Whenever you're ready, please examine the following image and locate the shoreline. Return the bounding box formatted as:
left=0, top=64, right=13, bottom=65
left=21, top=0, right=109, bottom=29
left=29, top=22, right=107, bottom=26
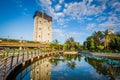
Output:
left=64, top=51, right=77, bottom=54
left=64, top=51, right=120, bottom=59
left=89, top=52, right=120, bottom=60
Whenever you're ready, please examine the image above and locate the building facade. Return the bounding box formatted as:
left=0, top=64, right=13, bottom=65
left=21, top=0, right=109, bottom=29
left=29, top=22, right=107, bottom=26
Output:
left=33, top=10, right=52, bottom=43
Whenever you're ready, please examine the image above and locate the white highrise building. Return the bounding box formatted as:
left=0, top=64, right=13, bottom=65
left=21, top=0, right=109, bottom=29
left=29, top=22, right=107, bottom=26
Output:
left=108, top=29, right=114, bottom=34
left=33, top=10, right=52, bottom=43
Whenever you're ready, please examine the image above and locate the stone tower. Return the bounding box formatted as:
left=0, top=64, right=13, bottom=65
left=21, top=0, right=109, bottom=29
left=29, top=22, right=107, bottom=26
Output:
left=33, top=10, right=52, bottom=43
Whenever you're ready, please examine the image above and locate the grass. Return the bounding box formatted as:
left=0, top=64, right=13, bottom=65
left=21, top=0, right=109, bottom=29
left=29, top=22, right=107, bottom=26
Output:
left=0, top=38, right=40, bottom=43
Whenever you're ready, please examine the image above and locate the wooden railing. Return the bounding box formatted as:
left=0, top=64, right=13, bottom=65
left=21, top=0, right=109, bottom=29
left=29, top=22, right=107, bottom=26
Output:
left=0, top=50, right=62, bottom=80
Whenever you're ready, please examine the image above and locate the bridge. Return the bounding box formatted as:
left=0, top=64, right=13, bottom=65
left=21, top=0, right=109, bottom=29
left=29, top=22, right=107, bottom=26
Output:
left=0, top=49, right=63, bottom=80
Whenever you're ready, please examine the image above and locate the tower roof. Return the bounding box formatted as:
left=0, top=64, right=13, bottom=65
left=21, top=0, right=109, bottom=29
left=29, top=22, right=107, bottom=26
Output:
left=33, top=10, right=52, bottom=22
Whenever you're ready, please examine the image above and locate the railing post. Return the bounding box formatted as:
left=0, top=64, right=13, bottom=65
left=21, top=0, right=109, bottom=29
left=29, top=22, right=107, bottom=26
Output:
left=40, top=50, right=42, bottom=54
left=35, top=51, right=36, bottom=57
left=33, top=51, right=36, bottom=57
left=16, top=53, right=19, bottom=64
left=2, top=52, right=8, bottom=80
left=30, top=51, right=31, bottom=58
left=34, top=51, right=36, bottom=57
left=27, top=51, right=29, bottom=59
left=22, top=52, right=24, bottom=62
left=32, top=51, right=33, bottom=57
left=38, top=51, right=39, bottom=56
left=10, top=52, right=14, bottom=69
left=37, top=51, right=38, bottom=56
left=37, top=50, right=38, bottom=56
left=31, top=51, right=33, bottom=58
left=45, top=47, right=47, bottom=54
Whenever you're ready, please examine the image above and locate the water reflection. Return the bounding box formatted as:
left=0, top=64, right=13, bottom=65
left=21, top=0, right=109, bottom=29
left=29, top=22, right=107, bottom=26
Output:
left=16, top=57, right=52, bottom=80
left=31, top=57, right=51, bottom=80
left=50, top=54, right=81, bottom=70
left=15, top=54, right=120, bottom=80
left=85, top=57, right=120, bottom=80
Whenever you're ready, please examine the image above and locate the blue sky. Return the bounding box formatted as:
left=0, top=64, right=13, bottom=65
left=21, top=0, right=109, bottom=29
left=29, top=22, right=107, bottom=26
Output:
left=0, top=0, right=120, bottom=44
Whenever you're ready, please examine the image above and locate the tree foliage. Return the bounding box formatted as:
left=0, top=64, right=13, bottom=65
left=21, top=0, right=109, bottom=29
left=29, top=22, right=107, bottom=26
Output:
left=83, top=29, right=120, bottom=52
left=50, top=38, right=81, bottom=51
left=97, top=45, right=104, bottom=52
left=64, top=37, right=81, bottom=51
left=50, top=39, right=60, bottom=51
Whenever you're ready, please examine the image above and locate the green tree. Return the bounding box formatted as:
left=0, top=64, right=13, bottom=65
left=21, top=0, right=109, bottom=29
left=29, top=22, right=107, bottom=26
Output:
left=75, top=42, right=81, bottom=51
left=64, top=37, right=75, bottom=51
left=115, top=36, right=120, bottom=51
left=90, top=37, right=95, bottom=51
left=50, top=39, right=59, bottom=51
left=109, top=34, right=120, bottom=52
left=85, top=36, right=95, bottom=51
left=93, top=31, right=103, bottom=47
left=104, top=29, right=115, bottom=50
left=83, top=29, right=120, bottom=52
left=64, top=37, right=81, bottom=51
left=83, top=41, right=88, bottom=50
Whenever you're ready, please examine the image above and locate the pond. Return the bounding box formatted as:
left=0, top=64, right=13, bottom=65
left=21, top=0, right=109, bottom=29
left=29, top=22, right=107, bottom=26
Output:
left=14, top=54, right=120, bottom=80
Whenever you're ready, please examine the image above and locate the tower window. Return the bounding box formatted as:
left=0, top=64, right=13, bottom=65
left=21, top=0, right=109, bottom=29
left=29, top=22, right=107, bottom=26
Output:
left=48, top=33, right=50, bottom=36
left=39, top=28, right=41, bottom=30
left=39, top=35, right=40, bottom=38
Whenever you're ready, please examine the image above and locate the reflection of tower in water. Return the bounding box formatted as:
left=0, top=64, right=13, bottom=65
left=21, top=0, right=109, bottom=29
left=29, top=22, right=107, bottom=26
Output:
left=31, top=57, right=51, bottom=80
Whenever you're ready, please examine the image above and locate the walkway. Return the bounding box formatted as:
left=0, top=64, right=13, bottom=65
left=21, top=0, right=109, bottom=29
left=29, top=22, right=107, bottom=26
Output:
left=0, top=50, right=62, bottom=80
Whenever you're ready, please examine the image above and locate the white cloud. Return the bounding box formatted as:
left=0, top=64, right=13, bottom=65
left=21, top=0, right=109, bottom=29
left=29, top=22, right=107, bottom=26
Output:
left=96, top=16, right=107, bottom=23
left=87, top=15, right=120, bottom=32
left=87, top=0, right=93, bottom=6
left=37, top=0, right=107, bottom=25
left=55, top=4, right=62, bottom=11
left=39, top=0, right=52, bottom=6
left=53, top=29, right=64, bottom=37
left=99, top=13, right=120, bottom=29
left=53, top=29, right=84, bottom=38
left=86, top=17, right=119, bottom=32
left=65, top=3, right=68, bottom=8
left=110, top=0, right=120, bottom=12
left=63, top=1, right=106, bottom=20
left=37, top=0, right=120, bottom=30
left=44, top=4, right=66, bottom=25
left=69, top=32, right=83, bottom=38
left=99, top=18, right=120, bottom=29
left=99, top=22, right=114, bottom=28
left=37, top=0, right=106, bottom=23
left=56, top=18, right=65, bottom=25
left=59, top=0, right=64, bottom=4
left=86, top=23, right=96, bottom=30
left=53, top=29, right=62, bottom=33
left=47, top=7, right=64, bottom=19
